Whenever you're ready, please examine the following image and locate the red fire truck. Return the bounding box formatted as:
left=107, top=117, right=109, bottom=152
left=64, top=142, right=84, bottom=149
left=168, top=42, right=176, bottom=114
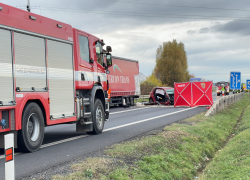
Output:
left=107, top=56, right=140, bottom=107
left=0, top=3, right=113, bottom=152
left=216, top=81, right=229, bottom=96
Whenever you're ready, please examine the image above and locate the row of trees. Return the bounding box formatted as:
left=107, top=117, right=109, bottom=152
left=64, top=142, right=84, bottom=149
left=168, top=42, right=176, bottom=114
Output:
left=141, top=39, right=192, bottom=95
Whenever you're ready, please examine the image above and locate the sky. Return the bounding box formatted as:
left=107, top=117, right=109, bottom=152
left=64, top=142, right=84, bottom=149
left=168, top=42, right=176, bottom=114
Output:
left=1, top=0, right=250, bottom=83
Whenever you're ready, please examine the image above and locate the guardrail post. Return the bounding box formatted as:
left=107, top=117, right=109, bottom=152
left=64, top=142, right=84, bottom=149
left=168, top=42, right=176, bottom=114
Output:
left=221, top=97, right=224, bottom=110
left=5, top=133, right=15, bottom=180
left=218, top=99, right=221, bottom=111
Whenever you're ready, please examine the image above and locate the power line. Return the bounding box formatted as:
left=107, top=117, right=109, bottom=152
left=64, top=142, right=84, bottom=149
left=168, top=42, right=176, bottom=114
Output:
left=98, top=0, right=250, bottom=12
left=36, top=6, right=250, bottom=21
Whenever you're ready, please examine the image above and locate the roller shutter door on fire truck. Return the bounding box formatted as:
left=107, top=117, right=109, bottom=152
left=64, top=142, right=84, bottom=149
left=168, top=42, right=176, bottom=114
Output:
left=14, top=32, right=46, bottom=91
left=0, top=29, right=14, bottom=105
left=47, top=40, right=74, bottom=118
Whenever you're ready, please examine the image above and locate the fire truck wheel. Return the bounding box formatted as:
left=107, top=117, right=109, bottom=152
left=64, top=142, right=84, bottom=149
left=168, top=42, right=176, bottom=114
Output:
left=91, top=99, right=105, bottom=134
left=18, top=102, right=44, bottom=152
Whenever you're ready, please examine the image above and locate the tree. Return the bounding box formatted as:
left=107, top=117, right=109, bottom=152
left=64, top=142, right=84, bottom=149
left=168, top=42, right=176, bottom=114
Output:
left=140, top=74, right=163, bottom=95
left=154, top=39, right=190, bottom=87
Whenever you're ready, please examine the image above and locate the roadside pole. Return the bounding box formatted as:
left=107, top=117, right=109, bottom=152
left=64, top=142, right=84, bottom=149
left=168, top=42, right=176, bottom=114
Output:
left=5, top=133, right=15, bottom=180
left=246, top=80, right=250, bottom=99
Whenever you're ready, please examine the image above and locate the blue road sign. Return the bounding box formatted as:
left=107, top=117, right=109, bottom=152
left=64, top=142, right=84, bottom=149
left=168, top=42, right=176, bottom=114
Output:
left=247, top=80, right=250, bottom=90
left=230, top=72, right=241, bottom=89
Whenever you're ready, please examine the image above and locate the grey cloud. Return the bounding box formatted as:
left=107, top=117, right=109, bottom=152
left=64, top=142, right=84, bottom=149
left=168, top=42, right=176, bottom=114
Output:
left=187, top=19, right=250, bottom=36
left=187, top=27, right=210, bottom=35
left=213, top=20, right=250, bottom=36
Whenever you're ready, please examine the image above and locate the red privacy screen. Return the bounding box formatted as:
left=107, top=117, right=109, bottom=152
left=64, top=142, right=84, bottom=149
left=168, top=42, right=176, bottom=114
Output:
left=174, top=81, right=213, bottom=107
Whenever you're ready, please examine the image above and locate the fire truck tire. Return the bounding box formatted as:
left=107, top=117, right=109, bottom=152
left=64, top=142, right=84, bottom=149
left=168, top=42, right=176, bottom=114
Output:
left=17, top=102, right=44, bottom=152
left=90, top=99, right=105, bottom=134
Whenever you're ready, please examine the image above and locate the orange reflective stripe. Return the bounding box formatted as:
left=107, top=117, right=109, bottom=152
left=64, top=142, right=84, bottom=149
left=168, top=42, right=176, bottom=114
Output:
left=108, top=89, right=111, bottom=99
left=5, top=147, right=13, bottom=162
left=6, top=148, right=12, bottom=156
left=6, top=154, right=13, bottom=162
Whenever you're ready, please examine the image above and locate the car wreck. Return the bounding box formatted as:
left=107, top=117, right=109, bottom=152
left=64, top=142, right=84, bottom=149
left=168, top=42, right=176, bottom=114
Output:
left=149, top=87, right=174, bottom=105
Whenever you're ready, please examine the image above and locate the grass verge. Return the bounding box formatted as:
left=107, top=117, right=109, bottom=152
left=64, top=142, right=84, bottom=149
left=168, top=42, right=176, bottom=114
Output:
left=134, top=98, right=149, bottom=103
left=200, top=101, right=250, bottom=179
left=53, top=94, right=250, bottom=180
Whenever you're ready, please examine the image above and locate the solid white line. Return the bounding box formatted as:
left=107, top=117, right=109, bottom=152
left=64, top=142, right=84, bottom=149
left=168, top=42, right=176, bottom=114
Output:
left=0, top=106, right=197, bottom=159
left=0, top=153, right=20, bottom=160
left=40, top=134, right=89, bottom=149
left=0, top=135, right=90, bottom=160
left=110, top=106, right=153, bottom=115
left=104, top=107, right=197, bottom=132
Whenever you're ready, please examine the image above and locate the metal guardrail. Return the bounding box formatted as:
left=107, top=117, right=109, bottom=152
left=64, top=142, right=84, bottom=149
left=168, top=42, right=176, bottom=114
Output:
left=205, top=93, right=244, bottom=116
left=139, top=95, right=150, bottom=99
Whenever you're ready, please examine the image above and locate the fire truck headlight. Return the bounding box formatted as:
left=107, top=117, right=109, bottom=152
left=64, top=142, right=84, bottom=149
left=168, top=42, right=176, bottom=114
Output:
left=1, top=119, right=6, bottom=129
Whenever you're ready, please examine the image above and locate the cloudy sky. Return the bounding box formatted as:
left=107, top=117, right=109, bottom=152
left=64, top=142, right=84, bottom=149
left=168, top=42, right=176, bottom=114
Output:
left=2, top=0, right=250, bottom=83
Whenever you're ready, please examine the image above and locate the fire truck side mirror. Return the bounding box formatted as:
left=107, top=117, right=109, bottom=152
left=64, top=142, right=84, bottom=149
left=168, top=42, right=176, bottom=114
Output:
left=106, top=54, right=112, bottom=67
left=90, top=58, right=94, bottom=64
left=106, top=46, right=112, bottom=53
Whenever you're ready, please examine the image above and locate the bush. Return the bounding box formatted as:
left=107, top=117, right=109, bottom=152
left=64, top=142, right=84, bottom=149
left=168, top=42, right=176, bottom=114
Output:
left=140, top=74, right=165, bottom=95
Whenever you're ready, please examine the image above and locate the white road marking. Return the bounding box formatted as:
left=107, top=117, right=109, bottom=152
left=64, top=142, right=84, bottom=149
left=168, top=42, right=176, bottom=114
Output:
left=0, top=106, right=198, bottom=159
left=104, top=107, right=197, bottom=132
left=0, top=153, right=20, bottom=159
left=110, top=106, right=153, bottom=115
left=41, top=135, right=89, bottom=148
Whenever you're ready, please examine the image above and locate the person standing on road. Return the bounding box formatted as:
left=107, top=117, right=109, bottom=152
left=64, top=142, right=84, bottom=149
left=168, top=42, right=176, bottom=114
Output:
left=221, top=85, right=225, bottom=96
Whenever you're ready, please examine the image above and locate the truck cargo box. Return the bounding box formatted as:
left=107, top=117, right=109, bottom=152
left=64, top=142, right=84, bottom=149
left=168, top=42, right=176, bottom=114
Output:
left=108, top=56, right=140, bottom=106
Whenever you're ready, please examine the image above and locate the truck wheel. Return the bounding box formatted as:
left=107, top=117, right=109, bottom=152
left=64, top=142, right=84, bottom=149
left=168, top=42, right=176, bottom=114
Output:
left=130, top=97, right=134, bottom=106
left=127, top=97, right=131, bottom=107
left=17, top=102, right=44, bottom=152
left=149, top=98, right=153, bottom=104
left=91, top=99, right=105, bottom=134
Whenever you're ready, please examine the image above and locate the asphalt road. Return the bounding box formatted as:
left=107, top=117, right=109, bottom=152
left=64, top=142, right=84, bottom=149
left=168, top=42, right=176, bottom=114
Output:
left=0, top=93, right=219, bottom=179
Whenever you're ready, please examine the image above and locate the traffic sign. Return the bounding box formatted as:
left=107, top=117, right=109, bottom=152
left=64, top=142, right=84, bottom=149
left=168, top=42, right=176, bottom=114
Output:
left=247, top=80, right=250, bottom=90
left=230, top=72, right=241, bottom=89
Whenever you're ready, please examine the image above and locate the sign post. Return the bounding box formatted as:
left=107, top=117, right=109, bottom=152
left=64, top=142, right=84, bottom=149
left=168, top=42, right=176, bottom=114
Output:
left=5, top=133, right=15, bottom=180
left=247, top=80, right=250, bottom=99
left=230, top=72, right=241, bottom=93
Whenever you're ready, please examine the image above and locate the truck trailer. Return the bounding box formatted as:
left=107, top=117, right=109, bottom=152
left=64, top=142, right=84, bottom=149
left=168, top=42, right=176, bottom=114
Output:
left=108, top=56, right=140, bottom=107
left=0, top=3, right=113, bottom=152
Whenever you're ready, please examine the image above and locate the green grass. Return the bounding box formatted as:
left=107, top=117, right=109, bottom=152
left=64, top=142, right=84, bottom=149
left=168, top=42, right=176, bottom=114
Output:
left=53, top=94, right=250, bottom=180
left=134, top=98, right=149, bottom=103
left=200, top=103, right=250, bottom=180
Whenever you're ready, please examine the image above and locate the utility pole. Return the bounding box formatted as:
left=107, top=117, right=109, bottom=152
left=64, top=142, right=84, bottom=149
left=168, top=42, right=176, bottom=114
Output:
left=27, top=0, right=30, bottom=12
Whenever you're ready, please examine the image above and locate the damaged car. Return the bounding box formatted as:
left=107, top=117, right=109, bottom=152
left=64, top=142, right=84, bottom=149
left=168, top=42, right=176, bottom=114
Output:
left=149, top=87, right=174, bottom=105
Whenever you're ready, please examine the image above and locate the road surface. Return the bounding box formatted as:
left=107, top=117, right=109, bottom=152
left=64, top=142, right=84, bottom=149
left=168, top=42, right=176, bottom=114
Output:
left=0, top=93, right=220, bottom=179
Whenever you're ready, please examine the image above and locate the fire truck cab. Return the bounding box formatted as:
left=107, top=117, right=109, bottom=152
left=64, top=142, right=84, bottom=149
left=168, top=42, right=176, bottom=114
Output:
left=0, top=3, right=112, bottom=152
left=216, top=81, right=229, bottom=96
